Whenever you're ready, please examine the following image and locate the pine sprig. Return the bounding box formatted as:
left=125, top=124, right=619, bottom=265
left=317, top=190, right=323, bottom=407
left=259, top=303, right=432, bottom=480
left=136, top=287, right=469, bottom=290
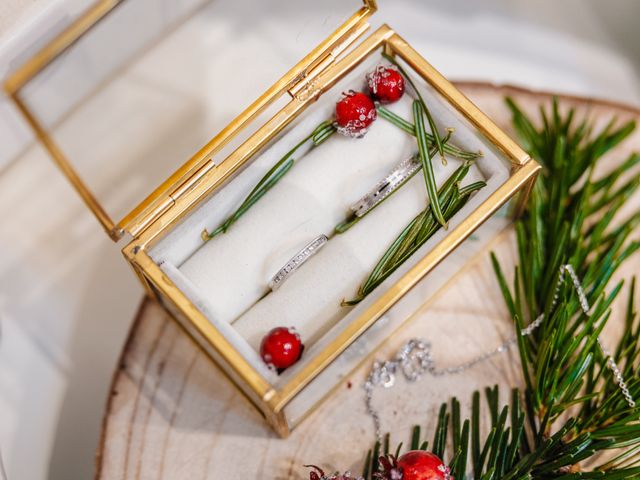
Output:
left=344, top=162, right=485, bottom=305
left=202, top=121, right=336, bottom=240
left=414, top=100, right=447, bottom=226
left=334, top=129, right=454, bottom=235
left=356, top=98, right=640, bottom=479
left=377, top=105, right=482, bottom=161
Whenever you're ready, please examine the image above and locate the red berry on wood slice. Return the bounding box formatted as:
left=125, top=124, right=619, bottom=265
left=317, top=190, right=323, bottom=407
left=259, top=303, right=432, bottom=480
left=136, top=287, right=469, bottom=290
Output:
left=335, top=90, right=377, bottom=138
left=368, top=65, right=405, bottom=104
left=376, top=451, right=452, bottom=480
left=397, top=451, right=452, bottom=480
left=260, top=327, right=303, bottom=370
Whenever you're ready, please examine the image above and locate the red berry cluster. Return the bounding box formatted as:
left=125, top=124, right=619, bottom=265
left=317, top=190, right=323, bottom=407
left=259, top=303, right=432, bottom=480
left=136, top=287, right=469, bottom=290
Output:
left=335, top=65, right=405, bottom=138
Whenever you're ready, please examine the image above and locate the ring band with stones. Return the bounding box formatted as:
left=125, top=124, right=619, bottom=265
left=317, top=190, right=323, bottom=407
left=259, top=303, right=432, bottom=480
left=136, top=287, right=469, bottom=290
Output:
left=350, top=154, right=420, bottom=218
left=269, top=235, right=328, bottom=291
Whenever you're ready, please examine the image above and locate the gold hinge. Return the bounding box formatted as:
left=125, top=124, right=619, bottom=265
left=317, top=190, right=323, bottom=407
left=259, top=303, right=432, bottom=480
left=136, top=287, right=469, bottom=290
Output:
left=169, top=159, right=216, bottom=201
left=128, top=160, right=216, bottom=239
left=288, top=20, right=371, bottom=101
left=288, top=53, right=333, bottom=101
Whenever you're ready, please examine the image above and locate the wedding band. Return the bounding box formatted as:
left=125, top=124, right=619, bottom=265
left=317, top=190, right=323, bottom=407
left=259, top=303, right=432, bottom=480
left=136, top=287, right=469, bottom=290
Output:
left=269, top=235, right=328, bottom=291
left=350, top=154, right=421, bottom=218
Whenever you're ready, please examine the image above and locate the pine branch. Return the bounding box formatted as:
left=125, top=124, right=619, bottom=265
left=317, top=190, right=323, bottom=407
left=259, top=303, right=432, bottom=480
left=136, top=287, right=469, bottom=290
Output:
left=343, top=162, right=485, bottom=305
left=356, top=97, right=640, bottom=479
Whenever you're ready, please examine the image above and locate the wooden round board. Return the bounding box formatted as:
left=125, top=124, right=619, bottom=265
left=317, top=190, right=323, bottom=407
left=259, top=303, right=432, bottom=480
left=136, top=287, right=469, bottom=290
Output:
left=96, top=83, right=640, bottom=479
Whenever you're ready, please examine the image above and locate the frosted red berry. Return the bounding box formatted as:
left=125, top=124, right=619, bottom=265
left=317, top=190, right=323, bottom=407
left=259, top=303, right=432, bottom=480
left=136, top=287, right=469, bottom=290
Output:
left=396, top=451, right=452, bottom=480
left=368, top=65, right=405, bottom=104
left=260, top=327, right=303, bottom=370
left=335, top=90, right=377, bottom=138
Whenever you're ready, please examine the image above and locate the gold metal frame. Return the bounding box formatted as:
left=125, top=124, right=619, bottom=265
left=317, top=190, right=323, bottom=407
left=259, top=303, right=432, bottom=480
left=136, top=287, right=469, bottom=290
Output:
left=5, top=0, right=539, bottom=437
left=122, top=25, right=540, bottom=436
left=4, top=0, right=378, bottom=240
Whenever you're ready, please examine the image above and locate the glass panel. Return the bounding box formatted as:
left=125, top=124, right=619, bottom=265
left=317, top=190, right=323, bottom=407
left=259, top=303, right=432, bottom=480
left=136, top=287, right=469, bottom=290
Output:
left=16, top=0, right=364, bottom=230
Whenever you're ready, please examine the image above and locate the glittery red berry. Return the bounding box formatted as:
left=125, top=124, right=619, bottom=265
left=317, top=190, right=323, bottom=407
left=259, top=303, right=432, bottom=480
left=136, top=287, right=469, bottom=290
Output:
left=260, top=327, right=303, bottom=370
left=375, top=452, right=452, bottom=480
left=335, top=90, right=377, bottom=138
left=396, top=451, right=452, bottom=480
left=368, top=65, right=405, bottom=104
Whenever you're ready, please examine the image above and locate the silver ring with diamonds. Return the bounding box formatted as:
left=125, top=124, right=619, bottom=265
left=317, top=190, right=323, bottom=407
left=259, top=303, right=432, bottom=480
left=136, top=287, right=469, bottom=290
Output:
left=350, top=154, right=421, bottom=218
left=269, top=235, right=328, bottom=291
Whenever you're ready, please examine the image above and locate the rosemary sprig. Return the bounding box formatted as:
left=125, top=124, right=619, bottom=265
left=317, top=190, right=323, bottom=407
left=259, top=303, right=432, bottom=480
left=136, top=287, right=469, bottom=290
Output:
left=344, top=162, right=484, bottom=305
left=414, top=100, right=447, bottom=227
left=334, top=129, right=454, bottom=235
left=377, top=105, right=482, bottom=161
left=336, top=99, right=452, bottom=235
left=202, top=120, right=336, bottom=240
left=382, top=52, right=446, bottom=163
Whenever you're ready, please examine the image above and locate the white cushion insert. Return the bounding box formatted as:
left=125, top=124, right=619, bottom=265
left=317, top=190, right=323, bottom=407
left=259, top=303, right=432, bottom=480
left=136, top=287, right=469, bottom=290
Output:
left=178, top=94, right=418, bottom=324
left=232, top=156, right=485, bottom=351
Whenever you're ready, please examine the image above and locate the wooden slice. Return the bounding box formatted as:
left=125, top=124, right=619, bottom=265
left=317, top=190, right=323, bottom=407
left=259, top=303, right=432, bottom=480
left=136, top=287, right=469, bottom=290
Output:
left=96, top=83, right=640, bottom=479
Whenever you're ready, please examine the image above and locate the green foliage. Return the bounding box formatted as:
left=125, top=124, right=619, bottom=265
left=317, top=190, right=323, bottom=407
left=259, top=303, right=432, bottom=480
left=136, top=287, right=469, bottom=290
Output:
left=344, top=163, right=485, bottom=305
left=377, top=105, right=482, bottom=161
left=203, top=121, right=336, bottom=240
left=361, top=98, right=640, bottom=478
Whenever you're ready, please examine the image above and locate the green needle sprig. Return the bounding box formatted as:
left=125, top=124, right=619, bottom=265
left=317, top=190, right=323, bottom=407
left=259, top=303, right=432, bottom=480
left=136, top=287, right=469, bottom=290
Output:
left=336, top=99, right=454, bottom=236
left=382, top=52, right=447, bottom=163
left=334, top=129, right=454, bottom=235
left=202, top=121, right=336, bottom=241
left=344, top=162, right=484, bottom=305
left=414, top=100, right=447, bottom=227
left=377, top=105, right=482, bottom=161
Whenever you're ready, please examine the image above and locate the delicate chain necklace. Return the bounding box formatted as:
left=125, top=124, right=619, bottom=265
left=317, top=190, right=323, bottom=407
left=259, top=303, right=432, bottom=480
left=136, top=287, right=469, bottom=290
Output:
left=364, top=264, right=636, bottom=443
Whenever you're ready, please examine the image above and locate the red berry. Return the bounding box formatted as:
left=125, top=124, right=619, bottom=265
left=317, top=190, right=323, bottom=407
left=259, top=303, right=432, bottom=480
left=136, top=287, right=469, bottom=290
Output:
left=335, top=90, right=377, bottom=138
left=368, top=65, right=405, bottom=103
left=260, top=327, right=303, bottom=370
left=396, top=451, right=452, bottom=480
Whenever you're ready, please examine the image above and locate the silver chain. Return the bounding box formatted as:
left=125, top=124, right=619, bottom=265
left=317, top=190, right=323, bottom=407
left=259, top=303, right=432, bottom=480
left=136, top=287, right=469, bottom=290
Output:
left=364, top=264, right=636, bottom=443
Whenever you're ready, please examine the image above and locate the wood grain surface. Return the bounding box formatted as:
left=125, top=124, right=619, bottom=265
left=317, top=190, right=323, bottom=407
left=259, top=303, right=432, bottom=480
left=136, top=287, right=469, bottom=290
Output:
left=96, top=84, right=640, bottom=479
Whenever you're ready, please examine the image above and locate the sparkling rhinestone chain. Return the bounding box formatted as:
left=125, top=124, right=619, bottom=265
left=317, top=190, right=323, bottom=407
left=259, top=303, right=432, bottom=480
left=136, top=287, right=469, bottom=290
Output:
left=364, top=264, right=636, bottom=443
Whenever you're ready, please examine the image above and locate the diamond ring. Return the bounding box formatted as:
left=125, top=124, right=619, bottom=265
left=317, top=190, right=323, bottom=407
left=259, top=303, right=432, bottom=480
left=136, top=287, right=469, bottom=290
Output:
left=350, top=154, right=421, bottom=218
left=269, top=235, right=328, bottom=291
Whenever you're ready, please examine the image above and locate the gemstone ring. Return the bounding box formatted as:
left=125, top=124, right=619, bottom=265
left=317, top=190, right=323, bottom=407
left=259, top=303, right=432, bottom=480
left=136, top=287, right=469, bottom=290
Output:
left=350, top=154, right=421, bottom=218
left=269, top=234, right=329, bottom=291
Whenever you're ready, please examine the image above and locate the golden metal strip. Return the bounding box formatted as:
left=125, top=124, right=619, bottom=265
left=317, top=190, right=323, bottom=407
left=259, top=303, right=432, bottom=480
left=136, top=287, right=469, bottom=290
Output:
left=4, top=0, right=123, bottom=95
left=116, top=4, right=375, bottom=238
left=9, top=92, right=119, bottom=239
left=123, top=245, right=274, bottom=399
left=288, top=21, right=371, bottom=99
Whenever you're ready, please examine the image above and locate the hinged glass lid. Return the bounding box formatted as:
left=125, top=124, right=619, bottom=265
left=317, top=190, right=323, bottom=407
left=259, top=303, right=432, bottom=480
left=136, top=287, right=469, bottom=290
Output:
left=5, top=0, right=376, bottom=241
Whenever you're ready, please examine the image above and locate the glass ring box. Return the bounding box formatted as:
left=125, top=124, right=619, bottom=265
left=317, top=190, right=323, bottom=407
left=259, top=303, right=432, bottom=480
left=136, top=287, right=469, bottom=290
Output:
left=6, top=0, right=539, bottom=436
